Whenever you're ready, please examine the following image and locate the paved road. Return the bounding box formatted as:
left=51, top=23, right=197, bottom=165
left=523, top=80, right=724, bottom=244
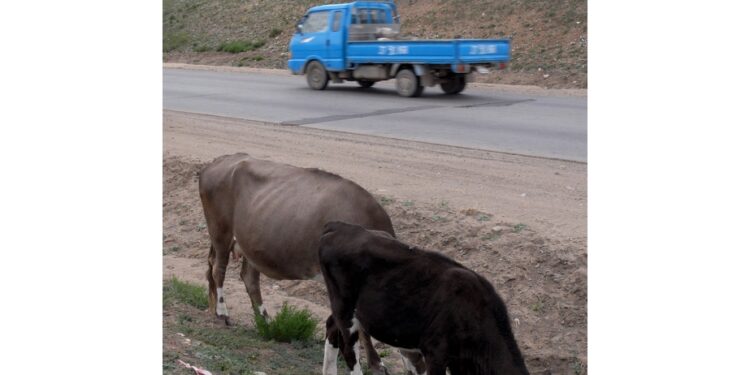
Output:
left=164, top=68, right=587, bottom=161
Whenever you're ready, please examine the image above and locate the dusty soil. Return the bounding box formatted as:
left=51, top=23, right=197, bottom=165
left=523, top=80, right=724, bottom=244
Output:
left=163, top=110, right=587, bottom=374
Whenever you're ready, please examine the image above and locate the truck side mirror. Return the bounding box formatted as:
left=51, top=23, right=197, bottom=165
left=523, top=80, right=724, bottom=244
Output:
left=296, top=24, right=303, bottom=34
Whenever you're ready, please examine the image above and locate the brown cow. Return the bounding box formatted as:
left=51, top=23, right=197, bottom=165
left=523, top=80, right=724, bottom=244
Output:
left=198, top=153, right=394, bottom=375
left=320, top=221, right=529, bottom=375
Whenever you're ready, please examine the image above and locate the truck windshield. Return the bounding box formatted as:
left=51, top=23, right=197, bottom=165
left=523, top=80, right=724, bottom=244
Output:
left=349, top=7, right=400, bottom=41
left=301, top=11, right=329, bottom=33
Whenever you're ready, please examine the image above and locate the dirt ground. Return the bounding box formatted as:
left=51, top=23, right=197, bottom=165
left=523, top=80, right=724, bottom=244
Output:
left=163, top=110, right=587, bottom=374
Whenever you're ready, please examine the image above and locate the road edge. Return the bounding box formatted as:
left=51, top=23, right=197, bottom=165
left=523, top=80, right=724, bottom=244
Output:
left=163, top=63, right=588, bottom=98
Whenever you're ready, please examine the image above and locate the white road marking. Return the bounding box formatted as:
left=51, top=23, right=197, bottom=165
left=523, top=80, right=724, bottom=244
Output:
left=216, top=287, right=228, bottom=316
left=323, top=339, right=338, bottom=375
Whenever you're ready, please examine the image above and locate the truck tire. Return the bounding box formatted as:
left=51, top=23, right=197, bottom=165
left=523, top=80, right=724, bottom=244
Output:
left=357, top=80, right=376, bottom=88
left=440, top=75, right=467, bottom=95
left=395, top=69, right=424, bottom=97
left=306, top=61, right=329, bottom=90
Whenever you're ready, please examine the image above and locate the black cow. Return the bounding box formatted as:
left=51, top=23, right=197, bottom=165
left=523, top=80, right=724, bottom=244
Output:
left=319, top=221, right=529, bottom=375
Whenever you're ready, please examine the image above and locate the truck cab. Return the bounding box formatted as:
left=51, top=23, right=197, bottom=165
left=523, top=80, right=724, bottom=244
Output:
left=289, top=2, right=398, bottom=73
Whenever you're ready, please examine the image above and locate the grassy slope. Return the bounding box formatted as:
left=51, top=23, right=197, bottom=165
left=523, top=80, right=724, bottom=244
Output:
left=163, top=278, right=353, bottom=375
left=163, top=0, right=587, bottom=88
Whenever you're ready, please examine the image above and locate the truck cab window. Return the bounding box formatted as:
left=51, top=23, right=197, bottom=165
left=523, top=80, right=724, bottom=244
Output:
left=370, top=9, right=386, bottom=24
left=332, top=11, right=342, bottom=32
left=358, top=9, right=371, bottom=24
left=301, top=11, right=329, bottom=33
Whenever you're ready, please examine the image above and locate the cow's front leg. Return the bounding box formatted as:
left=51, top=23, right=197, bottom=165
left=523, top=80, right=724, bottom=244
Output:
left=323, top=316, right=340, bottom=375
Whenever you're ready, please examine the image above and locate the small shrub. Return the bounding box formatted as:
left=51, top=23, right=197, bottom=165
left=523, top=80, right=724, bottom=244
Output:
left=431, top=215, right=447, bottom=222
left=254, top=303, right=316, bottom=342
left=269, top=28, right=282, bottom=38
left=513, top=223, right=527, bottom=233
left=218, top=40, right=265, bottom=54
left=193, top=44, right=212, bottom=52
left=163, top=32, right=190, bottom=52
left=481, top=232, right=500, bottom=241
left=163, top=276, right=208, bottom=309
left=378, top=196, right=395, bottom=206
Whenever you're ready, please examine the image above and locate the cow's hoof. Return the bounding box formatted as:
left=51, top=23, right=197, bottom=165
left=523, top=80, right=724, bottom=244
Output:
left=216, top=315, right=231, bottom=326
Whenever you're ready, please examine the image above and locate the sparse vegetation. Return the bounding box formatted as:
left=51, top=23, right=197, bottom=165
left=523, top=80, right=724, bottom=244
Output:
left=217, top=40, right=265, bottom=54
left=254, top=303, right=317, bottom=343
left=269, top=28, right=283, bottom=38
left=193, top=44, right=212, bottom=52
left=513, top=223, right=528, bottom=233
left=165, top=303, right=329, bottom=374
left=163, top=32, right=190, bottom=52
left=164, top=277, right=209, bottom=310
left=432, top=214, right=448, bottom=222
left=481, top=232, right=501, bottom=241
left=531, top=298, right=545, bottom=313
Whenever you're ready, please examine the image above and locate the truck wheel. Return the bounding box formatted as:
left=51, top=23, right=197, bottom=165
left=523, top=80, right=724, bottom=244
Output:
left=440, top=76, right=467, bottom=95
left=357, top=80, right=376, bottom=88
left=306, top=61, right=329, bottom=90
left=395, top=69, right=424, bottom=97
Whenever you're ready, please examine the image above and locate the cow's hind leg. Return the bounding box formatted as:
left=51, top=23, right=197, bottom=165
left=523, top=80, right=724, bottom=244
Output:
left=360, top=330, right=389, bottom=375
left=399, top=349, right=427, bottom=375
left=240, top=256, right=268, bottom=320
left=207, top=234, right=233, bottom=325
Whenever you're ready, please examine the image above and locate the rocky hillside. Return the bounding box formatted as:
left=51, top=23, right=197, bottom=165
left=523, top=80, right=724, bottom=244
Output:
left=163, top=0, right=587, bottom=88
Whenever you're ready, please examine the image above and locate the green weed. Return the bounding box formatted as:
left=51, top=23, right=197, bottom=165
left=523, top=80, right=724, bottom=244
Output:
left=163, top=32, right=190, bottom=52
left=163, top=277, right=208, bottom=310
left=254, top=303, right=317, bottom=343
left=218, top=40, right=265, bottom=53
left=378, top=196, right=395, bottom=206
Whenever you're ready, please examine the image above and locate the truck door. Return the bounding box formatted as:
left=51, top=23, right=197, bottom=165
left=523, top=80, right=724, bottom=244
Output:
left=293, top=10, right=330, bottom=71
left=325, top=10, right=345, bottom=71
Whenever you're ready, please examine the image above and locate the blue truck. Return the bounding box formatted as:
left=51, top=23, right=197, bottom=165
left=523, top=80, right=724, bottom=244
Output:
left=288, top=0, right=511, bottom=97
